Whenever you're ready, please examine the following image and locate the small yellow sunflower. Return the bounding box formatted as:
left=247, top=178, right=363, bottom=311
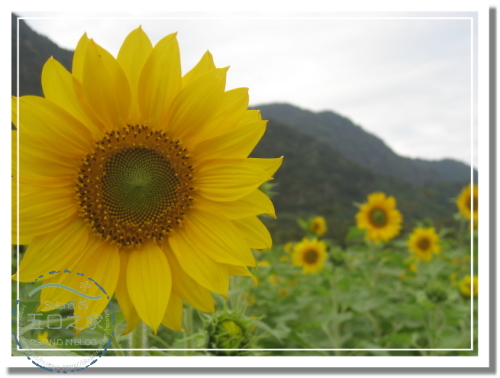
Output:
left=456, top=184, right=478, bottom=228
left=12, top=28, right=282, bottom=334
left=355, top=192, right=403, bottom=243
left=309, top=216, right=327, bottom=236
left=292, top=237, right=328, bottom=274
left=458, top=275, right=478, bottom=298
left=407, top=227, right=441, bottom=262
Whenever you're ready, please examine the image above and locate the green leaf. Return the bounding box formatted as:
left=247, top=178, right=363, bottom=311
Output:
left=351, top=297, right=384, bottom=313
left=327, top=312, right=353, bottom=324
left=346, top=227, right=365, bottom=241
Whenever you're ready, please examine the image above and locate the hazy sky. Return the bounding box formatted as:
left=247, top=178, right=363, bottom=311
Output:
left=16, top=12, right=477, bottom=168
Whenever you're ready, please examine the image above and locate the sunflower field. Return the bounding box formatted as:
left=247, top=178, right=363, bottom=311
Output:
left=12, top=26, right=479, bottom=363
left=12, top=184, right=478, bottom=358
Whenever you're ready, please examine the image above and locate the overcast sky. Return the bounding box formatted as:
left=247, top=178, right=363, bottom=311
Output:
left=17, top=12, right=477, bottom=168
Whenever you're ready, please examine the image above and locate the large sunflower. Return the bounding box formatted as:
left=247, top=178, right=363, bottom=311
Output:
left=355, top=192, right=402, bottom=243
left=407, top=227, right=441, bottom=262
left=291, top=237, right=328, bottom=274
left=12, top=28, right=282, bottom=334
left=456, top=184, right=478, bottom=228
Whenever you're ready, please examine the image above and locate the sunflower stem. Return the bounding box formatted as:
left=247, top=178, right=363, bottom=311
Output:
left=457, top=217, right=466, bottom=250
left=184, top=305, right=194, bottom=356
left=130, top=320, right=147, bottom=356
left=329, top=273, right=342, bottom=356
left=111, top=334, right=125, bottom=357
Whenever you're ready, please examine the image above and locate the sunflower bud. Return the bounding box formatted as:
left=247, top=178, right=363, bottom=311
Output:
left=205, top=308, right=256, bottom=356
left=330, top=248, right=345, bottom=266
left=425, top=280, right=448, bottom=303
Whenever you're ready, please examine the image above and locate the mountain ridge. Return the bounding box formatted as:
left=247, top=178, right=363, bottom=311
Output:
left=254, top=103, right=476, bottom=186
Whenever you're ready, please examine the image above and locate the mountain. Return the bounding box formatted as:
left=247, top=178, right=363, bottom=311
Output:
left=251, top=120, right=466, bottom=243
left=12, top=13, right=73, bottom=97
left=254, top=103, right=476, bottom=186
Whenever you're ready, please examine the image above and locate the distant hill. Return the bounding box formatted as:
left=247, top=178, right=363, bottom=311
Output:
left=12, top=13, right=73, bottom=97
left=255, top=103, right=476, bottom=187
left=251, top=120, right=466, bottom=243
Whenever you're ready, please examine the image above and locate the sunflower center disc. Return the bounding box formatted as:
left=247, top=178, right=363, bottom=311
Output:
left=102, top=148, right=179, bottom=225
left=76, top=125, right=195, bottom=248
left=370, top=208, right=387, bottom=227
left=304, top=250, right=319, bottom=264
left=417, top=237, right=431, bottom=251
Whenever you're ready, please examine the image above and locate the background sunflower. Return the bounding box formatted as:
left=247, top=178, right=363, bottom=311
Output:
left=407, top=227, right=441, bottom=262
left=355, top=192, right=402, bottom=243
left=291, top=237, right=328, bottom=274
left=456, top=184, right=478, bottom=228
left=308, top=216, right=327, bottom=236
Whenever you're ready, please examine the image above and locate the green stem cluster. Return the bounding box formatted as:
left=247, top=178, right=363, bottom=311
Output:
left=130, top=320, right=147, bottom=356
left=184, top=305, right=194, bottom=356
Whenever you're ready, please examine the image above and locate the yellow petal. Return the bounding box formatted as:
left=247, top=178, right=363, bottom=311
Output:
left=237, top=109, right=262, bottom=125
left=127, top=242, right=171, bottom=333
left=18, top=141, right=78, bottom=187
left=115, top=250, right=140, bottom=335
left=164, top=68, right=227, bottom=142
left=180, top=209, right=255, bottom=267
left=117, top=26, right=153, bottom=124
left=12, top=96, right=93, bottom=156
left=167, top=235, right=229, bottom=297
left=41, top=57, right=102, bottom=138
left=37, top=235, right=102, bottom=310
left=248, top=157, right=283, bottom=177
left=194, top=159, right=272, bottom=202
left=182, top=50, right=215, bottom=88
left=36, top=274, right=76, bottom=312
left=187, top=87, right=249, bottom=144
left=227, top=264, right=258, bottom=287
left=19, top=186, right=78, bottom=241
left=72, top=33, right=90, bottom=82
left=82, top=40, right=131, bottom=130
left=13, top=220, right=88, bottom=282
left=163, top=245, right=216, bottom=313
left=161, top=290, right=184, bottom=332
left=233, top=216, right=272, bottom=249
left=137, top=33, right=181, bottom=128
left=11, top=132, right=21, bottom=244
left=192, top=120, right=266, bottom=160
left=226, top=264, right=254, bottom=277
left=195, top=190, right=275, bottom=220
left=72, top=242, right=120, bottom=333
